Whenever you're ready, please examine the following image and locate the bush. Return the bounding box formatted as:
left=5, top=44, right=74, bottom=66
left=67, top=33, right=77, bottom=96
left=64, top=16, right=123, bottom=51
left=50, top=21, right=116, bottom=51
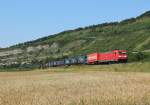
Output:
left=128, top=52, right=147, bottom=62
left=136, top=52, right=146, bottom=60
left=120, top=18, right=136, bottom=25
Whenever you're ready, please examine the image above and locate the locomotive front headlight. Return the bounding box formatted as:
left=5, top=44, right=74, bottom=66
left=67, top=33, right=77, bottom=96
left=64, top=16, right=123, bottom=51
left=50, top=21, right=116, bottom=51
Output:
left=122, top=55, right=125, bottom=57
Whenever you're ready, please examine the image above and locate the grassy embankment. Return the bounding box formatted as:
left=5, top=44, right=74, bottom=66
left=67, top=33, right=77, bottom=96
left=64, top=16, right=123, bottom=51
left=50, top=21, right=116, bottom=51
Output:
left=0, top=61, right=150, bottom=72
left=44, top=62, right=150, bottom=73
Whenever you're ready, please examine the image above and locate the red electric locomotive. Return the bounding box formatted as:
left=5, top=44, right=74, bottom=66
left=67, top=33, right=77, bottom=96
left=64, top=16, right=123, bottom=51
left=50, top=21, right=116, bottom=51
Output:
left=87, top=50, right=128, bottom=64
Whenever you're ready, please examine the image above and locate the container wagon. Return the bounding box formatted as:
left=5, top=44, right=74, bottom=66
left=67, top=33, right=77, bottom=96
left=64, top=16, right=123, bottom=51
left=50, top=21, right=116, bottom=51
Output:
left=64, top=55, right=87, bottom=65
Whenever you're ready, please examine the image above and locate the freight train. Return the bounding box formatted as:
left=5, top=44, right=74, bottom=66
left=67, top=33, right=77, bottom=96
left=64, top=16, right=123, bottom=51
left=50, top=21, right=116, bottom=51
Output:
left=45, top=50, right=128, bottom=67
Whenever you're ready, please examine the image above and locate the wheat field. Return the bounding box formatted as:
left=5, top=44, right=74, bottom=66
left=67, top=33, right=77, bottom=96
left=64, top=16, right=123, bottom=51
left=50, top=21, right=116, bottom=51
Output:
left=0, top=66, right=150, bottom=105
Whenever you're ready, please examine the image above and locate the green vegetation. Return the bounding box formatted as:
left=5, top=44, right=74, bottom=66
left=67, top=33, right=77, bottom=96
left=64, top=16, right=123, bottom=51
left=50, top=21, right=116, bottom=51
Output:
left=43, top=62, right=150, bottom=73
left=0, top=11, right=150, bottom=69
left=0, top=61, right=150, bottom=73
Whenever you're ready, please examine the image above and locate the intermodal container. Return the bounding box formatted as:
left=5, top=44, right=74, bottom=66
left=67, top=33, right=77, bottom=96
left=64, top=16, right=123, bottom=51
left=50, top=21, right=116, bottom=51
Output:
left=77, top=55, right=87, bottom=64
left=64, top=59, right=71, bottom=65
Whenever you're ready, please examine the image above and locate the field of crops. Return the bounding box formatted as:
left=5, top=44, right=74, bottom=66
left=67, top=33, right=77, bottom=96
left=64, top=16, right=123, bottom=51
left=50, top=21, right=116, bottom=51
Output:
left=0, top=62, right=150, bottom=105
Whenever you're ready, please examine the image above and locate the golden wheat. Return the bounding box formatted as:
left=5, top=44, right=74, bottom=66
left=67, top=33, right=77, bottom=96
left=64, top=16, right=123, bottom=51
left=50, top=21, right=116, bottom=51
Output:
left=0, top=68, right=150, bottom=105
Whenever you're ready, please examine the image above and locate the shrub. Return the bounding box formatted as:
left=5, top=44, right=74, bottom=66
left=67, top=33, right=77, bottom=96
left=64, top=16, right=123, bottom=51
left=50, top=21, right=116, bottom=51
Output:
left=128, top=52, right=147, bottom=62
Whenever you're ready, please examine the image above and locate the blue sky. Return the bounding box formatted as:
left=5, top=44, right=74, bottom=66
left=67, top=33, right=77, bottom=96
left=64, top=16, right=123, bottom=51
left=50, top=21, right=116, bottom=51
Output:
left=0, top=0, right=150, bottom=47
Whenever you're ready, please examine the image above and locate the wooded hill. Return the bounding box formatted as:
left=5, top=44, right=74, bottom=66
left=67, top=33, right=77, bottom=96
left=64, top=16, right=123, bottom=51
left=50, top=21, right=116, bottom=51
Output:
left=0, top=11, right=150, bottom=69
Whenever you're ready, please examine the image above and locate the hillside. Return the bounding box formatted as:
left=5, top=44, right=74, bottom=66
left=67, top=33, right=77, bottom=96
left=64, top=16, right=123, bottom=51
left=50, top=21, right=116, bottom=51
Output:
left=0, top=11, right=150, bottom=68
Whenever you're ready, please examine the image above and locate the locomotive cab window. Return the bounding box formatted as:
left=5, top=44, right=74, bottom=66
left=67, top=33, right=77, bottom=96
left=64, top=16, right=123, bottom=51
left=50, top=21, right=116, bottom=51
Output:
left=119, top=51, right=126, bottom=54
